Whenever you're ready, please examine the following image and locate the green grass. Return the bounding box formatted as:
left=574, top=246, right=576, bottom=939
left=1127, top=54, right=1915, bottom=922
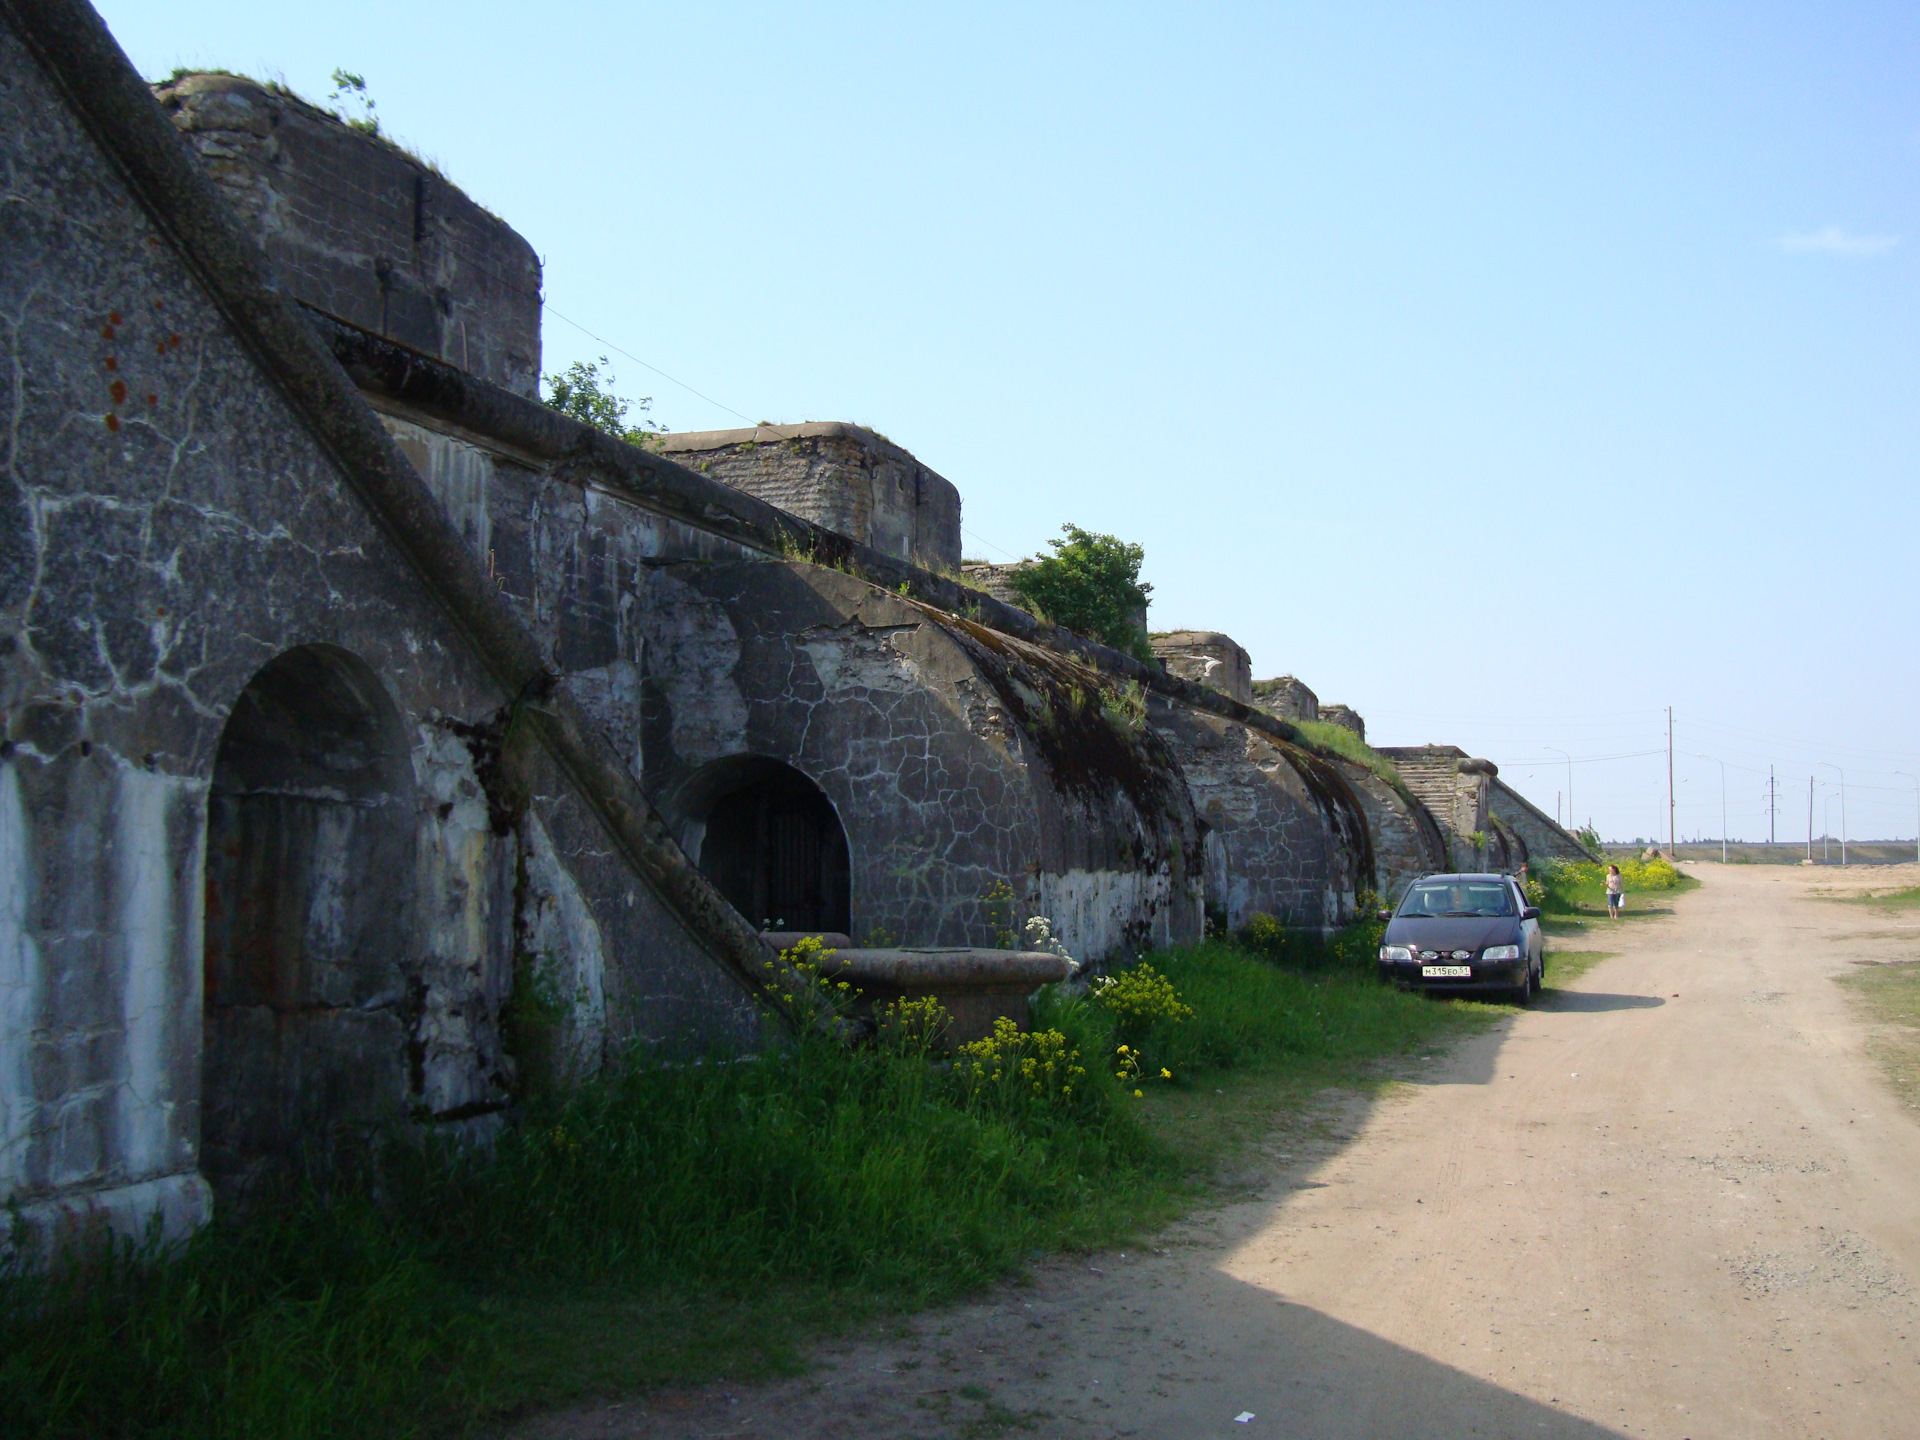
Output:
left=1, top=930, right=1486, bottom=1440
left=1837, top=886, right=1920, bottom=911
left=1287, top=718, right=1403, bottom=783
left=1835, top=962, right=1920, bottom=1113
left=1542, top=949, right=1618, bottom=990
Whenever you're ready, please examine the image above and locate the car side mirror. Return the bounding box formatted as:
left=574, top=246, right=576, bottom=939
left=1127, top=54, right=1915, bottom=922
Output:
left=1376, top=909, right=1392, bottom=922
left=1521, top=907, right=1541, bottom=921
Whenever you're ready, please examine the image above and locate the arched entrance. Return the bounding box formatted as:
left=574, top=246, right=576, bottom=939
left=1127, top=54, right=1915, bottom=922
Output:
left=200, top=645, right=414, bottom=1187
left=668, top=757, right=851, bottom=935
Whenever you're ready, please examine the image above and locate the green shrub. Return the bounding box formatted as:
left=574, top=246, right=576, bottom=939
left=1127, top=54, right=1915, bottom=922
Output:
left=1004, top=525, right=1154, bottom=662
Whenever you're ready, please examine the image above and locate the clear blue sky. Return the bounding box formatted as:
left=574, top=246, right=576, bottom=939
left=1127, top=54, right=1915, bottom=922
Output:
left=98, top=1, right=1920, bottom=845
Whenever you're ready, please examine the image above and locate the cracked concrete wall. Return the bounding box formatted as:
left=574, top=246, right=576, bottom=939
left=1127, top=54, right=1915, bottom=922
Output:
left=0, top=26, right=750, bottom=1249
left=1147, top=697, right=1368, bottom=933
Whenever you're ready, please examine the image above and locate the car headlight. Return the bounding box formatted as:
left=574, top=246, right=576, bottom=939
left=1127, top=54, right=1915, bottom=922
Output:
left=1380, top=945, right=1413, bottom=962
left=1481, top=944, right=1520, bottom=961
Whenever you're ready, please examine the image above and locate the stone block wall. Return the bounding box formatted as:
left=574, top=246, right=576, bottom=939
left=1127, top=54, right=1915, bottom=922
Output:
left=1151, top=631, right=1252, bottom=705
left=152, top=73, right=543, bottom=396
left=0, top=0, right=1465, bottom=1256
left=656, top=424, right=963, bottom=572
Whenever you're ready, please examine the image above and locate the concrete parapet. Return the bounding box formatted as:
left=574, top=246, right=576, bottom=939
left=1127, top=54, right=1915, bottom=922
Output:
left=152, top=72, right=543, bottom=396
left=657, top=423, right=962, bottom=571
left=1152, top=631, right=1252, bottom=705
left=1250, top=675, right=1319, bottom=722
left=1319, top=704, right=1366, bottom=740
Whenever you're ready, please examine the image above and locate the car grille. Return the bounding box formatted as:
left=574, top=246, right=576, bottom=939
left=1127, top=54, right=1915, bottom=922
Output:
left=1418, top=950, right=1475, bottom=961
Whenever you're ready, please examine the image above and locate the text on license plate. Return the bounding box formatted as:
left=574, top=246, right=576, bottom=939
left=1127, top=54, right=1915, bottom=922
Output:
left=1422, top=964, right=1473, bottom=978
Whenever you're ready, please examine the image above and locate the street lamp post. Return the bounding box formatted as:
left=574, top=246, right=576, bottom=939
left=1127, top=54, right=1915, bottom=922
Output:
left=1819, top=762, right=1847, bottom=867
left=1717, top=759, right=1727, bottom=864
left=1546, top=747, right=1572, bottom=840
left=1825, top=795, right=1834, bottom=862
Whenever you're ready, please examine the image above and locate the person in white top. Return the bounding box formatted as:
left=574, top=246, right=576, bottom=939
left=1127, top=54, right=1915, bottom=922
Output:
left=1605, top=864, right=1624, bottom=918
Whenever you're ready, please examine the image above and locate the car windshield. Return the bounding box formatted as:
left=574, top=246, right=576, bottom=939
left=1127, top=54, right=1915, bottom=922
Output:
left=1401, top=881, right=1514, bottom=918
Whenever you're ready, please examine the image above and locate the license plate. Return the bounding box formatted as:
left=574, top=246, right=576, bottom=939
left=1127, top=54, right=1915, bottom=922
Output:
left=1422, top=964, right=1472, bottom=978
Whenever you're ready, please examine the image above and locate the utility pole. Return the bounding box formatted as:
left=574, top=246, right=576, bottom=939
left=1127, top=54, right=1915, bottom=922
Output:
left=1667, top=707, right=1676, bottom=856
left=1807, top=776, right=1814, bottom=862
left=1768, top=766, right=1777, bottom=847
left=1718, top=759, right=1727, bottom=865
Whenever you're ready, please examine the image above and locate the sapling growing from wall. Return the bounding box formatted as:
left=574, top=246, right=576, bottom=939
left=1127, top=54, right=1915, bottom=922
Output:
left=1007, top=524, right=1154, bottom=662
left=542, top=356, right=667, bottom=443
left=327, top=69, right=379, bottom=135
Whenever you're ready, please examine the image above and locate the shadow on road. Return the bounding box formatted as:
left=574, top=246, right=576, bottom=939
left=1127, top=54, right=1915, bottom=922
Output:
left=1540, top=991, right=1666, bottom=1013
left=531, top=1233, right=1636, bottom=1440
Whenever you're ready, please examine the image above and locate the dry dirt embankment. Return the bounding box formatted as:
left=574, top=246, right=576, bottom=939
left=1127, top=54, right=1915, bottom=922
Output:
left=516, top=865, right=1920, bottom=1440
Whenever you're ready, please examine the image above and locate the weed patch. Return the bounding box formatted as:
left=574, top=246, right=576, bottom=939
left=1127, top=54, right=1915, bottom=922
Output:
left=1837, top=961, right=1920, bottom=1113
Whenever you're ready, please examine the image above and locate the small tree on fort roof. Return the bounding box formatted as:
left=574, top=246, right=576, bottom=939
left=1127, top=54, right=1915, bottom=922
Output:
left=542, top=357, right=666, bottom=444
left=1007, top=524, right=1154, bottom=662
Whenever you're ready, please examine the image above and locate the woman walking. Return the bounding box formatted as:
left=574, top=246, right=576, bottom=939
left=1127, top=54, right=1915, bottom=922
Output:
left=1606, top=864, right=1624, bottom=918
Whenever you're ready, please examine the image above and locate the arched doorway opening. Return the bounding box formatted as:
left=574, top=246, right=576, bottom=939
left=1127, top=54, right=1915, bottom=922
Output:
left=668, top=757, right=851, bottom=935
left=200, top=645, right=414, bottom=1187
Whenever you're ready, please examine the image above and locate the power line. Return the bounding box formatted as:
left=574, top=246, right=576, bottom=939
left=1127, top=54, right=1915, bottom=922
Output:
left=541, top=303, right=764, bottom=429
left=1488, top=747, right=1667, bottom=767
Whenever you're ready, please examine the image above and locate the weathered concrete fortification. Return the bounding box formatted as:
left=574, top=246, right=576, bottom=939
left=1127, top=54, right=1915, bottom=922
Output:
left=657, top=424, right=963, bottom=572
left=0, top=4, right=1421, bottom=1252
left=1250, top=675, right=1318, bottom=723
left=1374, top=746, right=1595, bottom=872
left=152, top=71, right=543, bottom=397
left=1319, top=704, right=1366, bottom=740
left=0, top=2, right=1587, bottom=1253
left=1152, top=632, right=1252, bottom=705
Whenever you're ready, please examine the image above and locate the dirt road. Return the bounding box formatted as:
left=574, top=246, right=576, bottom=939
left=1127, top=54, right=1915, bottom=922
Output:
left=519, top=865, right=1920, bottom=1440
